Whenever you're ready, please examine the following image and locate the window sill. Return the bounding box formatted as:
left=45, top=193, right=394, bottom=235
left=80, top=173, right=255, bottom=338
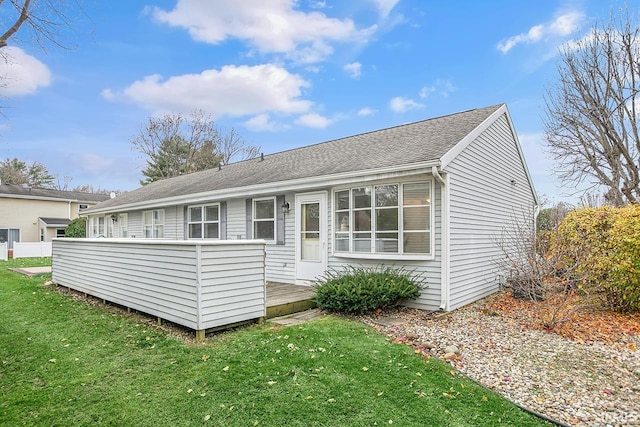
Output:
left=332, top=252, right=434, bottom=261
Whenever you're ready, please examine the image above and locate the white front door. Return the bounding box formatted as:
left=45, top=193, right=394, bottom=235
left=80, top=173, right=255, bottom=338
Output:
left=295, top=192, right=327, bottom=283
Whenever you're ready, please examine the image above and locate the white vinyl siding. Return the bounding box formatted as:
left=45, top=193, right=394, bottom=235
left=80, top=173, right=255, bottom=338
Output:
left=52, top=239, right=266, bottom=331
left=226, top=199, right=247, bottom=239
left=446, top=113, right=537, bottom=310
left=143, top=209, right=164, bottom=238
left=265, top=192, right=296, bottom=284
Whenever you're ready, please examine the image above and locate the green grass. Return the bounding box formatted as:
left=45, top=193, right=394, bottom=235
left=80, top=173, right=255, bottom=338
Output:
left=0, top=258, right=549, bottom=426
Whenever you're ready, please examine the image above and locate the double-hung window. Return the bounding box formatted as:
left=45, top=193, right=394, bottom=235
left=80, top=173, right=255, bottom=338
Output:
left=188, top=204, right=219, bottom=239
left=253, top=198, right=275, bottom=240
left=90, top=216, right=105, bottom=237
left=333, top=182, right=431, bottom=256
left=143, top=209, right=164, bottom=238
left=118, top=214, right=128, bottom=237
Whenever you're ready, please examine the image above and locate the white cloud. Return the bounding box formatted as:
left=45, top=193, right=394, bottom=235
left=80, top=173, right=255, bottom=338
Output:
left=343, top=61, right=362, bottom=78
left=419, top=85, right=434, bottom=99
left=357, top=107, right=376, bottom=116
left=389, top=96, right=422, bottom=113
left=152, top=0, right=376, bottom=64
left=420, top=80, right=456, bottom=98
left=103, top=64, right=312, bottom=117
left=295, top=112, right=332, bottom=128
left=244, top=113, right=278, bottom=131
left=497, top=11, right=584, bottom=54
left=371, top=0, right=400, bottom=19
left=0, top=47, right=51, bottom=97
left=309, top=1, right=328, bottom=9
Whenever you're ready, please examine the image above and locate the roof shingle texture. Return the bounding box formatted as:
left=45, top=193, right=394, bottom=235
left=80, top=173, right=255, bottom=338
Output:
left=92, top=104, right=502, bottom=210
left=0, top=184, right=111, bottom=203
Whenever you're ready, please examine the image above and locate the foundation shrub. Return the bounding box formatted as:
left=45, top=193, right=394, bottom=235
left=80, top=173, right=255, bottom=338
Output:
left=313, top=266, right=425, bottom=314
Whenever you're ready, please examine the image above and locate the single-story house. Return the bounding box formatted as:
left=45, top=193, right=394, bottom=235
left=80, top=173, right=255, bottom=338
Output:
left=0, top=184, right=110, bottom=248
left=83, top=104, right=538, bottom=311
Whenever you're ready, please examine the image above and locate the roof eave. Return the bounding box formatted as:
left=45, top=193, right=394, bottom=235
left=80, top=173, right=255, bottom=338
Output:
left=84, top=160, right=441, bottom=215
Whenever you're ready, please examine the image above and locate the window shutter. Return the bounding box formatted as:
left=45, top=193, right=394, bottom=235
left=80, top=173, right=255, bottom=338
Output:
left=245, top=198, right=253, bottom=239
left=220, top=202, right=227, bottom=240
left=276, top=195, right=285, bottom=245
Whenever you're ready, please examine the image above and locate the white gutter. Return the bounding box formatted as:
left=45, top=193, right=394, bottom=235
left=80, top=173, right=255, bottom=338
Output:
left=86, top=161, right=440, bottom=215
left=432, top=166, right=450, bottom=311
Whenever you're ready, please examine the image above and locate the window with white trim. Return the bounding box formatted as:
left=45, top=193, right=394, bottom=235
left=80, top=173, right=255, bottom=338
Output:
left=188, top=204, right=219, bottom=239
left=333, top=182, right=431, bottom=256
left=90, top=216, right=105, bottom=237
left=118, top=213, right=128, bottom=237
left=0, top=228, right=19, bottom=249
left=253, top=198, right=275, bottom=240
left=143, top=209, right=164, bottom=238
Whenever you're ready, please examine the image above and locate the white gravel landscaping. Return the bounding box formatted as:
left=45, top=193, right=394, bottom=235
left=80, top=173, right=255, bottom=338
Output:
left=360, top=302, right=640, bottom=427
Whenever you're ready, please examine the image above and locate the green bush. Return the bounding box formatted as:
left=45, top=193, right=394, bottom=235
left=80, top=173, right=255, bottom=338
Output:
left=65, top=217, right=87, bottom=238
left=313, top=266, right=425, bottom=314
left=553, top=205, right=640, bottom=312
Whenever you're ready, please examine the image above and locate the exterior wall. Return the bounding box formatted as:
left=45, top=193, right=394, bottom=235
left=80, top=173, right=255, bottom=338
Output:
left=265, top=191, right=296, bottom=284
left=52, top=239, right=266, bottom=331
left=327, top=176, right=443, bottom=311
left=0, top=198, right=77, bottom=243
left=90, top=178, right=443, bottom=311
left=226, top=198, right=246, bottom=239
left=446, top=113, right=537, bottom=310
left=128, top=211, right=143, bottom=238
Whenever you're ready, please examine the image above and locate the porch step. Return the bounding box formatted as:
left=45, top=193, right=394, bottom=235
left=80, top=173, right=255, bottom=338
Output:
left=266, top=282, right=316, bottom=319
left=269, top=308, right=325, bottom=326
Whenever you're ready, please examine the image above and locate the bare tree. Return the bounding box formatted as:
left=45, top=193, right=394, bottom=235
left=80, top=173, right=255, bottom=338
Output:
left=543, top=7, right=640, bottom=206
left=218, top=127, right=260, bottom=165
left=0, top=0, right=86, bottom=51
left=131, top=110, right=256, bottom=184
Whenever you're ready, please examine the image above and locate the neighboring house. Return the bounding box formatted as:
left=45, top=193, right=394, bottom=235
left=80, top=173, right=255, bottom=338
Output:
left=83, top=104, right=538, bottom=311
left=0, top=184, right=110, bottom=248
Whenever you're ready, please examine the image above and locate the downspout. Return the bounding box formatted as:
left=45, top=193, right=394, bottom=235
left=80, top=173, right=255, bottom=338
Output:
left=432, top=166, right=450, bottom=311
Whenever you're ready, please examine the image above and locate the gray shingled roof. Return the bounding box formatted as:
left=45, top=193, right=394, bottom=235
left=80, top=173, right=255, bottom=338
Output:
left=90, top=104, right=502, bottom=211
left=39, top=217, right=71, bottom=226
left=0, top=184, right=111, bottom=203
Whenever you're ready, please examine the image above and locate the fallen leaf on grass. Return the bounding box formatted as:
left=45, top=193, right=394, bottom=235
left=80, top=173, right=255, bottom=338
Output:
left=222, top=366, right=229, bottom=372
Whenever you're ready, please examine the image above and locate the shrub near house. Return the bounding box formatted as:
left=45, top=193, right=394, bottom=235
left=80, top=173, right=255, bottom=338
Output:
left=64, top=217, right=87, bottom=238
left=554, top=205, right=640, bottom=312
left=314, top=266, right=424, bottom=314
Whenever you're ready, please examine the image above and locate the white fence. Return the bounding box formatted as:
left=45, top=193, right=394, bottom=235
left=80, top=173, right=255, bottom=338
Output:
left=13, top=242, right=52, bottom=258
left=0, top=242, right=7, bottom=261
left=52, top=238, right=266, bottom=337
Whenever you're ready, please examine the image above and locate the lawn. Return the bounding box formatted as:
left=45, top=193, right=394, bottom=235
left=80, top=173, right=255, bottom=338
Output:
left=0, top=258, right=549, bottom=426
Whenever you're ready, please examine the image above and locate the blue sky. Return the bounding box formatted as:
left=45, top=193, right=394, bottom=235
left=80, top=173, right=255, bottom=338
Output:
left=0, top=0, right=622, bottom=203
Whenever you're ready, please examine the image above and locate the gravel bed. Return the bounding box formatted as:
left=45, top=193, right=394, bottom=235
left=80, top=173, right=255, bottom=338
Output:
left=359, top=304, right=640, bottom=427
